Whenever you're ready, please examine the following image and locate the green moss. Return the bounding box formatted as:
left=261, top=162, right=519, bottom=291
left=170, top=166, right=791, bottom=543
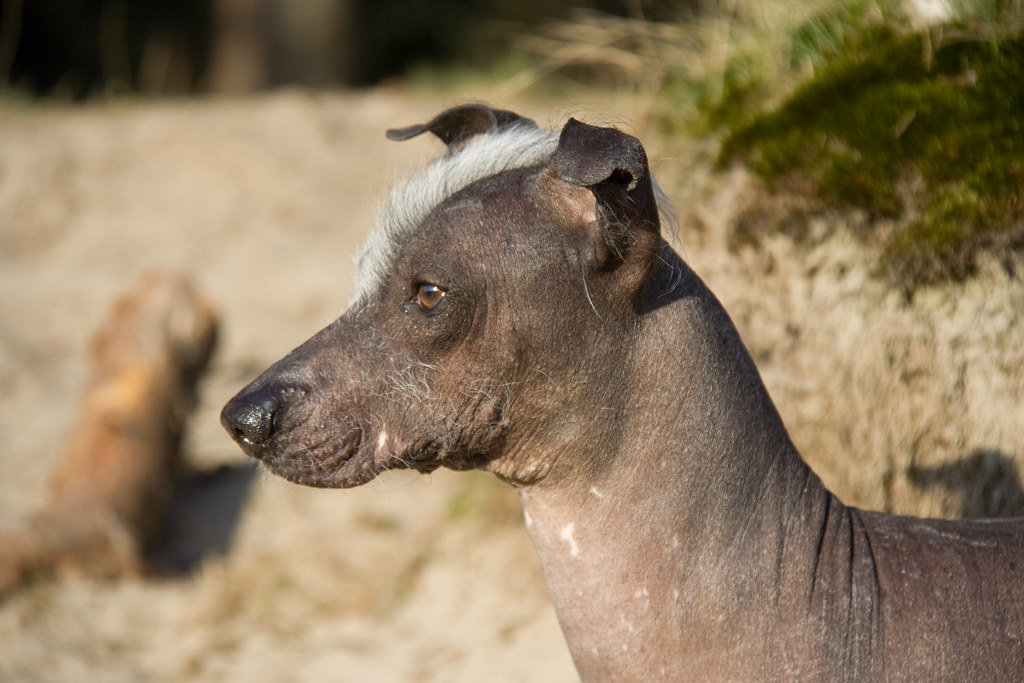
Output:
left=719, top=28, right=1024, bottom=289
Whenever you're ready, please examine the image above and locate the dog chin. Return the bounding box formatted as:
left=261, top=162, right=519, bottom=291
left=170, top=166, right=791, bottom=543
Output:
left=262, top=433, right=449, bottom=488
left=265, top=453, right=385, bottom=489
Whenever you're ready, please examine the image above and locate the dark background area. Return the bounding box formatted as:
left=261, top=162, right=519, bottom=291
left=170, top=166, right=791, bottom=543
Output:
left=0, top=0, right=691, bottom=98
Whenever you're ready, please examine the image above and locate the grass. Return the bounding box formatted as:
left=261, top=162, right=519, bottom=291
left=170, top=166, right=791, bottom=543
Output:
left=718, top=26, right=1024, bottom=289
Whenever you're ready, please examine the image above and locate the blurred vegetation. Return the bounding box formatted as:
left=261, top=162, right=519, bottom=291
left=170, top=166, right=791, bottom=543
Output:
left=0, top=0, right=679, bottom=96
left=511, top=1, right=1023, bottom=291
left=0, top=0, right=213, bottom=97
left=716, top=8, right=1024, bottom=290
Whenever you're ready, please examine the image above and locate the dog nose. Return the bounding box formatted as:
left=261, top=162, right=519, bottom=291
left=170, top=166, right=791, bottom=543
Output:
left=221, top=388, right=280, bottom=450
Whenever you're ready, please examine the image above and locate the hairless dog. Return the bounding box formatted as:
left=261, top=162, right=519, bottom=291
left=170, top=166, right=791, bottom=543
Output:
left=222, top=105, right=1024, bottom=680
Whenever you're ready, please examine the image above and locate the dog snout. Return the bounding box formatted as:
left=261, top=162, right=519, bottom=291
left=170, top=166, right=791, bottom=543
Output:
left=221, top=384, right=295, bottom=453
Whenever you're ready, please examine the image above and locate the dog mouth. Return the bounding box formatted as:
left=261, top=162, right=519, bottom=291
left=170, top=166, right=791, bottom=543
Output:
left=252, top=420, right=376, bottom=488
left=253, top=420, right=451, bottom=488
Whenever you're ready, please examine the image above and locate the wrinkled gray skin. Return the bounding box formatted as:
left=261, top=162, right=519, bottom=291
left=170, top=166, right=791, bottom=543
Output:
left=223, top=105, right=1024, bottom=681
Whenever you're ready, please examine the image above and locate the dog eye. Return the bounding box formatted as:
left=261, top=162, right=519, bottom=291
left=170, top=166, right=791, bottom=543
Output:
left=416, top=283, right=445, bottom=310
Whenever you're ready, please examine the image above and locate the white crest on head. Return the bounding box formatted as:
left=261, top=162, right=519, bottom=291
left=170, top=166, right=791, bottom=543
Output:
left=351, top=123, right=559, bottom=304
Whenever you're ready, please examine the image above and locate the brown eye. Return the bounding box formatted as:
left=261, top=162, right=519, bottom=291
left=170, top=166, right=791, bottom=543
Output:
left=416, top=283, right=445, bottom=309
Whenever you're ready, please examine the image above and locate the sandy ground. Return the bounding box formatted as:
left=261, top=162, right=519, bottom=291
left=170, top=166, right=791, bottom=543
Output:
left=0, top=88, right=1021, bottom=682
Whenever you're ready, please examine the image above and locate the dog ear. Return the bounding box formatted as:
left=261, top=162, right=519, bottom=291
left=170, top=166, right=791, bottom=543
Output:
left=386, top=104, right=537, bottom=152
left=553, top=118, right=660, bottom=275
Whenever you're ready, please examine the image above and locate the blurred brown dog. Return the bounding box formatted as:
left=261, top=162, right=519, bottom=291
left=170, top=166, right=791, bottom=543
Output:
left=0, top=273, right=216, bottom=596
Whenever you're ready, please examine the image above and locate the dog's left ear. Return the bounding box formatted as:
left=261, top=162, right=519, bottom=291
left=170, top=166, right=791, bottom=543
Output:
left=387, top=104, right=536, bottom=152
left=553, top=118, right=660, bottom=278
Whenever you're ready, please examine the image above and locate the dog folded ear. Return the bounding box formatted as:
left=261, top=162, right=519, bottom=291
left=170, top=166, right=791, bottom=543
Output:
left=555, top=118, right=658, bottom=227
left=553, top=118, right=660, bottom=278
left=386, top=104, right=537, bottom=152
